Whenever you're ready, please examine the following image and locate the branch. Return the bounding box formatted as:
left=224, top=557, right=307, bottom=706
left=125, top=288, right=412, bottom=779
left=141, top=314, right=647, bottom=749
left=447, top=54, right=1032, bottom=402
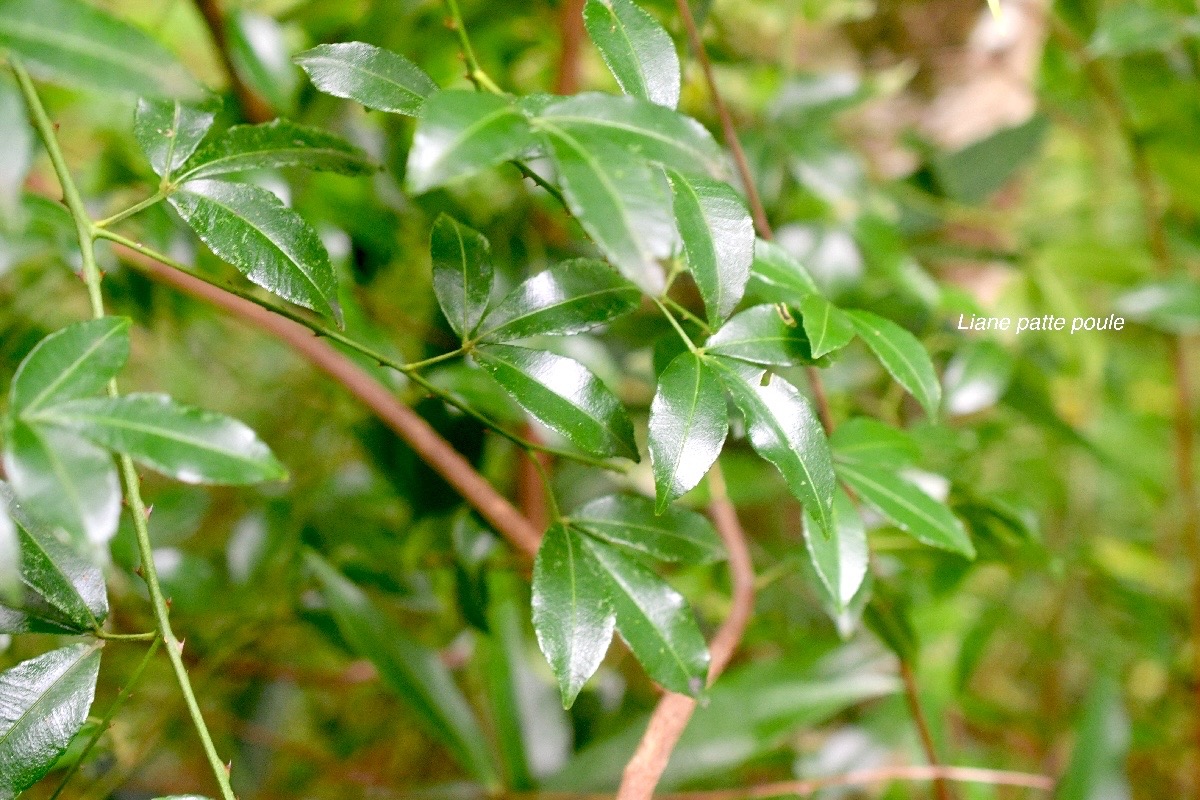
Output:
left=554, top=0, right=587, bottom=94
left=192, top=0, right=274, bottom=123
left=111, top=245, right=542, bottom=558
left=616, top=463, right=755, bottom=800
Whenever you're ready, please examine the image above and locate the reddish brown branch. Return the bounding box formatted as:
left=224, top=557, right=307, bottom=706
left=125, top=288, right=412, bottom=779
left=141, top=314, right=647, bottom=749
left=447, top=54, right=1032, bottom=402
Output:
left=554, top=0, right=587, bottom=94
left=900, top=661, right=952, bottom=800
left=192, top=0, right=274, bottom=123
left=113, top=246, right=541, bottom=557
left=616, top=464, right=755, bottom=800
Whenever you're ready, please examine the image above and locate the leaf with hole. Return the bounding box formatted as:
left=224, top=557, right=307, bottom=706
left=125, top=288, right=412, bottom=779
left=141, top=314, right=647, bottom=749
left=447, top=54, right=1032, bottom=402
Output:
left=540, top=123, right=677, bottom=294
left=846, top=309, right=941, bottom=418
left=709, top=357, right=835, bottom=536
left=9, top=318, right=129, bottom=416
left=477, top=259, right=640, bottom=342
left=474, top=344, right=637, bottom=460
left=430, top=215, right=494, bottom=341
left=32, top=393, right=287, bottom=486
left=406, top=91, right=536, bottom=194
left=799, top=293, right=855, bottom=359
left=306, top=553, right=499, bottom=785
left=134, top=99, right=215, bottom=180
left=803, top=486, right=867, bottom=610
left=177, top=119, right=375, bottom=181
left=583, top=0, right=680, bottom=108
left=295, top=42, right=437, bottom=116
left=0, top=643, right=102, bottom=799
left=837, top=461, right=974, bottom=557
left=0, top=0, right=201, bottom=98
left=648, top=352, right=728, bottom=511
left=0, top=483, right=107, bottom=635
left=667, top=170, right=753, bottom=327
left=570, top=494, right=724, bottom=564
left=169, top=179, right=341, bottom=322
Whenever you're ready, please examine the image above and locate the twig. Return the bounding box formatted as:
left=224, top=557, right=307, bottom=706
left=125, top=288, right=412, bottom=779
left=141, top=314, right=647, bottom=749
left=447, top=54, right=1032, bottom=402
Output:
left=110, top=244, right=542, bottom=557
left=192, top=0, right=274, bottom=122
left=554, top=0, right=587, bottom=94
left=616, top=463, right=755, bottom=800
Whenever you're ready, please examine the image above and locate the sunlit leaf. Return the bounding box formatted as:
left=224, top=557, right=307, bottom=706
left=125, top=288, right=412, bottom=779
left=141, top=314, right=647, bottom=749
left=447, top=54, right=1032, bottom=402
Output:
left=406, top=91, right=536, bottom=193
left=705, top=305, right=821, bottom=366
left=177, top=119, right=375, bottom=181
left=570, top=494, right=724, bottom=563
left=803, top=486, right=867, bottom=610
left=295, top=42, right=437, bottom=116
left=583, top=0, right=680, bottom=108
left=648, top=351, right=727, bottom=511
left=135, top=99, right=216, bottom=181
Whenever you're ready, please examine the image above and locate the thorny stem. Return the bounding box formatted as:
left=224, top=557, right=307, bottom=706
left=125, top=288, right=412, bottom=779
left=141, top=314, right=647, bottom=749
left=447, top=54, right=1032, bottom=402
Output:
left=13, top=59, right=239, bottom=800
left=669, top=2, right=952, bottom=796
left=48, top=640, right=162, bottom=800
left=91, top=228, right=623, bottom=474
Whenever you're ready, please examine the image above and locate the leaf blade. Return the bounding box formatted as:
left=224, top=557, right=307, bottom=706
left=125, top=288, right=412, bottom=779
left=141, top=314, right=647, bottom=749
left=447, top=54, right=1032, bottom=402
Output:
left=295, top=42, right=437, bottom=116
left=799, top=293, right=855, bottom=359
left=9, top=317, right=130, bottom=415
left=571, top=494, right=724, bottom=564
left=648, top=352, right=728, bottom=510
left=430, top=214, right=494, bottom=340
left=177, top=119, right=375, bottom=181
left=837, top=462, right=975, bottom=557
left=134, top=99, right=215, bottom=180
left=705, top=304, right=820, bottom=366
left=583, top=0, right=680, bottom=108
left=802, top=486, right=867, bottom=610
left=846, top=310, right=941, bottom=418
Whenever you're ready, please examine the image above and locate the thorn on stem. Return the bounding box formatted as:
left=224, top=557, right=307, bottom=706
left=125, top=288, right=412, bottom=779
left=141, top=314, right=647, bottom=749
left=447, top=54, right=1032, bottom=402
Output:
left=144, top=504, right=154, bottom=519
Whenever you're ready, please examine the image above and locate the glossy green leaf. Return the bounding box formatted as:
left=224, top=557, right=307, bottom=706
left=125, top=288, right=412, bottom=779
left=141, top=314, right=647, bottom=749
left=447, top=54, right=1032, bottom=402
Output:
left=539, top=123, right=677, bottom=294
left=648, top=352, right=728, bottom=511
left=847, top=309, right=941, bottom=418
left=943, top=339, right=1014, bottom=416
left=295, top=42, right=437, bottom=116
left=705, top=304, right=819, bottom=366
left=802, top=486, right=867, bottom=610
left=0, top=0, right=200, bottom=98
left=583, top=532, right=708, bottom=696
left=1115, top=277, right=1200, bottom=333
left=746, top=238, right=819, bottom=303
left=837, top=461, right=974, bottom=557
left=477, top=259, right=640, bottom=342
left=169, top=179, right=341, bottom=321
left=474, top=344, right=637, bottom=459
left=134, top=99, right=216, bottom=181
left=667, top=170, right=753, bottom=327
left=583, top=0, right=680, bottom=108
left=9, top=317, right=129, bottom=415
left=177, top=119, right=375, bottom=181
left=709, top=357, right=835, bottom=535
left=0, top=483, right=107, bottom=635
left=406, top=91, right=536, bottom=194
left=0, top=643, right=101, bottom=800
left=32, top=393, right=287, bottom=485
left=829, top=417, right=918, bottom=468
left=535, top=94, right=722, bottom=175
left=306, top=553, right=499, bottom=786
left=532, top=522, right=614, bottom=708
left=571, top=494, right=723, bottom=564
left=799, top=293, right=855, bottom=359
left=430, top=214, right=493, bottom=341
left=3, top=421, right=120, bottom=548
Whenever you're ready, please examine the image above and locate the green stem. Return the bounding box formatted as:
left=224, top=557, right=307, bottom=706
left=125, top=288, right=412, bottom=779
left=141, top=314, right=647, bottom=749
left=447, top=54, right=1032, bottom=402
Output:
left=654, top=297, right=698, bottom=353
left=48, top=640, right=161, bottom=800
left=662, top=296, right=711, bottom=334
left=443, top=0, right=504, bottom=94
left=529, top=452, right=562, bottom=521
left=94, top=189, right=168, bottom=229
left=94, top=630, right=159, bottom=642
left=92, top=228, right=625, bottom=474
left=13, top=58, right=238, bottom=800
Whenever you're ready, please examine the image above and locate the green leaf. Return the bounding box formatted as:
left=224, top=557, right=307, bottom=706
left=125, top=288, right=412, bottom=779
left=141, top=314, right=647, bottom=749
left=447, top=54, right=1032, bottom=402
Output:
left=3, top=421, right=120, bottom=548
left=9, top=318, right=129, bottom=416
left=931, top=115, right=1049, bottom=204
left=477, top=259, right=640, bottom=342
left=705, top=304, right=819, bottom=366
left=1115, top=277, right=1200, bottom=333
left=570, top=494, right=724, bottom=564
left=532, top=522, right=614, bottom=708
left=0, top=483, right=107, bottom=635
left=799, top=293, right=855, bottom=359
left=430, top=214, right=493, bottom=341
left=474, top=344, right=637, bottom=460
left=295, top=42, right=437, bottom=116
left=0, top=75, right=34, bottom=222
left=837, top=461, right=974, bottom=557
left=802, top=486, right=867, bottom=610
left=942, top=339, right=1013, bottom=416
left=746, top=238, right=819, bottom=304
left=0, top=643, right=102, bottom=800
left=306, top=553, right=500, bottom=786
left=406, top=91, right=536, bottom=194
left=134, top=99, right=216, bottom=181
left=648, top=352, right=728, bottom=511
left=225, top=10, right=297, bottom=114
left=176, top=119, right=375, bottom=182
left=0, top=0, right=201, bottom=98
left=829, top=417, right=918, bottom=468
left=539, top=123, right=677, bottom=294
left=846, top=309, right=941, bottom=418
left=582, top=532, right=708, bottom=696
left=1089, top=1, right=1183, bottom=56
left=666, top=170, right=753, bottom=327
left=0, top=507, right=16, bottom=607
left=535, top=94, right=722, bottom=175
left=708, top=357, right=835, bottom=535
left=169, top=179, right=341, bottom=321
left=32, top=393, right=287, bottom=486
left=583, top=0, right=680, bottom=108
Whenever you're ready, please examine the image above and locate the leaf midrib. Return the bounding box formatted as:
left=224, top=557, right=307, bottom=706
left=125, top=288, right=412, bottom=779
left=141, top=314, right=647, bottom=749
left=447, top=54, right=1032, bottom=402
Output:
left=0, top=644, right=97, bottom=748
left=16, top=322, right=125, bottom=415
left=0, top=15, right=177, bottom=87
